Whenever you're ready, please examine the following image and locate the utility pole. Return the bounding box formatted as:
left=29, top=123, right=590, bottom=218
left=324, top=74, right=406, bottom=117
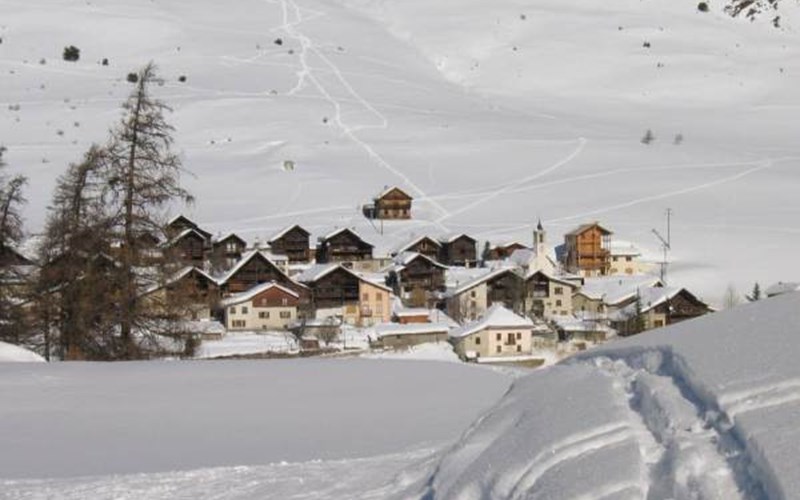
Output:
left=652, top=208, right=672, bottom=284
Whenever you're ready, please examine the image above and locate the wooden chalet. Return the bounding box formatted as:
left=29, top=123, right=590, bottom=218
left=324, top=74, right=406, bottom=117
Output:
left=439, top=234, right=478, bottom=267
left=564, top=222, right=613, bottom=276
left=613, top=287, right=712, bottom=335
left=392, top=235, right=442, bottom=261
left=389, top=253, right=447, bottom=308
left=315, top=228, right=373, bottom=264
left=142, top=266, right=220, bottom=322
left=375, top=186, right=412, bottom=220
left=217, top=250, right=310, bottom=307
left=0, top=245, right=34, bottom=267
left=165, top=215, right=212, bottom=241
left=268, top=225, right=310, bottom=263
left=164, top=228, right=208, bottom=266
left=212, top=233, right=247, bottom=268
left=487, top=242, right=530, bottom=261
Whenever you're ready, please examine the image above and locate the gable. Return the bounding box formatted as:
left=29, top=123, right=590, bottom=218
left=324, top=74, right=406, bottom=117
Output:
left=379, top=187, right=412, bottom=202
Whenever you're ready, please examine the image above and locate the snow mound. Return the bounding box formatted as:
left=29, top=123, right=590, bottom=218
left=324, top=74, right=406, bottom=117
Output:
left=0, top=341, right=45, bottom=363
left=363, top=342, right=460, bottom=362
left=409, top=292, right=800, bottom=499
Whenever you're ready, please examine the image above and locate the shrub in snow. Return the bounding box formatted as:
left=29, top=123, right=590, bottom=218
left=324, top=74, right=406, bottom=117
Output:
left=178, top=75, right=187, bottom=82
left=126, top=72, right=138, bottom=83
left=63, top=45, right=80, bottom=62
left=641, top=129, right=655, bottom=145
left=102, top=58, right=109, bottom=66
left=698, top=2, right=710, bottom=12
left=274, top=38, right=283, bottom=46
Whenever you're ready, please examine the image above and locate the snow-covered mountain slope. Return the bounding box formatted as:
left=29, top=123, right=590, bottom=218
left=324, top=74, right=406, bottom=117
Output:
left=2, top=0, right=800, bottom=301
left=407, top=292, right=800, bottom=499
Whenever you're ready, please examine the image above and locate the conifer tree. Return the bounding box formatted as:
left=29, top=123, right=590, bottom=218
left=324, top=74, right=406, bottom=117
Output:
left=0, top=147, right=28, bottom=344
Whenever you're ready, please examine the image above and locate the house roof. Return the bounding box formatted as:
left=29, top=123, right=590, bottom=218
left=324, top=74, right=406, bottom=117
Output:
left=215, top=250, right=305, bottom=288
left=608, top=240, right=641, bottom=257
left=526, top=269, right=580, bottom=288
left=375, top=322, right=450, bottom=338
left=140, top=266, right=216, bottom=296
left=438, top=232, right=477, bottom=244
left=162, top=228, right=209, bottom=248
left=448, top=266, right=518, bottom=296
left=565, top=222, right=613, bottom=237
left=765, top=281, right=800, bottom=297
left=576, top=275, right=663, bottom=305
left=450, top=304, right=534, bottom=339
left=213, top=233, right=247, bottom=246
left=295, top=263, right=392, bottom=292
left=167, top=214, right=212, bottom=239
left=390, top=234, right=442, bottom=256
left=268, top=224, right=310, bottom=243
left=610, top=286, right=707, bottom=320
left=220, top=281, right=299, bottom=307
left=375, top=186, right=413, bottom=201
left=321, top=227, right=374, bottom=247
left=390, top=251, right=448, bottom=271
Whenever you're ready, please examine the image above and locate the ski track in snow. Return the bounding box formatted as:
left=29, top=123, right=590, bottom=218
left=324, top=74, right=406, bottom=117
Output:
left=579, top=350, right=770, bottom=500
left=271, top=0, right=452, bottom=232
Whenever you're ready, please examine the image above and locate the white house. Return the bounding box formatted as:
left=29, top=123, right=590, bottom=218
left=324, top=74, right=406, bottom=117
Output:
left=221, top=281, right=300, bottom=331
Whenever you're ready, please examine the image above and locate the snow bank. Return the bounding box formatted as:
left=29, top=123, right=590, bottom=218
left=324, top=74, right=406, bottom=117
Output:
left=363, top=342, right=460, bottom=362
left=0, top=358, right=509, bottom=480
left=0, top=341, right=45, bottom=363
left=410, top=293, right=800, bottom=499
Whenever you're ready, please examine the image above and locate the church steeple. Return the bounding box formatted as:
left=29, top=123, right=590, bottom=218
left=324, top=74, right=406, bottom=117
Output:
left=534, top=219, right=546, bottom=256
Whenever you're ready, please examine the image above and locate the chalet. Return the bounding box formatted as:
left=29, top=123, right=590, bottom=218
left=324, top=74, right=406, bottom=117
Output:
left=315, top=228, right=373, bottom=264
left=221, top=282, right=300, bottom=331
left=608, top=240, right=649, bottom=276
left=552, top=315, right=614, bottom=343
left=216, top=250, right=310, bottom=309
left=140, top=266, right=219, bottom=323
left=295, top=264, right=392, bottom=327
left=525, top=270, right=579, bottom=319
left=486, top=241, right=529, bottom=261
left=564, top=222, right=613, bottom=276
left=391, top=235, right=442, bottom=261
left=385, top=252, right=447, bottom=308
left=165, top=214, right=212, bottom=241
left=392, top=308, right=431, bottom=324
left=573, top=275, right=663, bottom=318
left=611, top=286, right=712, bottom=335
left=439, top=233, right=478, bottom=267
left=374, top=323, right=450, bottom=349
left=268, top=225, right=311, bottom=263
left=449, top=304, right=535, bottom=360
left=163, top=228, right=209, bottom=266
left=211, top=233, right=247, bottom=270
left=364, top=186, right=413, bottom=220
left=446, top=267, right=524, bottom=322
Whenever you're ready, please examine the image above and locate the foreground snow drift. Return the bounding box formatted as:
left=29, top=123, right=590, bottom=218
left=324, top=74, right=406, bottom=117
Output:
left=0, top=358, right=509, bottom=480
left=411, top=292, right=800, bottom=499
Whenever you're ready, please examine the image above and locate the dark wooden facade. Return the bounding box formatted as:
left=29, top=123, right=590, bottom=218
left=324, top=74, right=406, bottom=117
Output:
left=655, top=289, right=712, bottom=325
left=167, top=229, right=208, bottom=266
left=316, top=228, right=373, bottom=264
left=564, top=223, right=612, bottom=275
left=395, top=236, right=441, bottom=261
left=269, top=225, right=310, bottom=263
left=374, top=187, right=412, bottom=220
left=439, top=234, right=477, bottom=267
left=166, top=215, right=212, bottom=241
left=302, top=266, right=360, bottom=310
left=487, top=242, right=529, bottom=261
left=212, top=233, right=247, bottom=267
left=0, top=246, right=33, bottom=267
left=485, top=269, right=526, bottom=313
left=396, top=254, right=447, bottom=308
left=220, top=252, right=309, bottom=305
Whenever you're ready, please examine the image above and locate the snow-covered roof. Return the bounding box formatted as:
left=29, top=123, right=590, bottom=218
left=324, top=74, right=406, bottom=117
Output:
left=393, top=308, right=429, bottom=317
left=213, top=232, right=247, bottom=246
left=375, top=322, right=450, bottom=338
left=162, top=227, right=208, bottom=248
left=576, top=275, right=663, bottom=305
left=141, top=266, right=216, bottom=296
left=294, top=263, right=341, bottom=283
left=526, top=269, right=580, bottom=288
left=375, top=185, right=412, bottom=200
left=268, top=224, right=309, bottom=243
left=552, top=314, right=615, bottom=334
left=565, top=222, right=613, bottom=236
left=321, top=227, right=374, bottom=247
left=608, top=240, right=641, bottom=257
left=215, top=250, right=302, bottom=288
left=449, top=266, right=518, bottom=296
left=390, top=234, right=441, bottom=256
left=438, top=232, right=476, bottom=244
left=220, top=281, right=299, bottom=307
left=450, top=304, right=534, bottom=339
left=610, top=286, right=707, bottom=320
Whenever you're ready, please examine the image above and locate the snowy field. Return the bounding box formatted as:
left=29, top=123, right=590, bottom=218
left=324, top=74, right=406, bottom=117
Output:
left=0, top=358, right=510, bottom=498
left=2, top=0, right=800, bottom=303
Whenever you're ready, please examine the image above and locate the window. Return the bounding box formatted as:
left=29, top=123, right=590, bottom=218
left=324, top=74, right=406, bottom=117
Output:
left=654, top=320, right=664, bottom=328
left=516, top=345, right=521, bottom=352
left=626, top=256, right=632, bottom=262
left=230, top=307, right=236, bottom=314
left=554, top=287, right=563, bottom=295
left=496, top=345, right=501, bottom=353
left=496, top=333, right=502, bottom=341
left=470, top=290, right=476, bottom=298
left=282, top=298, right=288, bottom=306
left=362, top=293, right=369, bottom=302
left=280, top=311, right=291, bottom=319
left=232, top=320, right=246, bottom=328
left=259, top=311, right=270, bottom=319
left=475, top=337, right=481, bottom=345
left=516, top=332, right=521, bottom=340
left=242, top=306, right=249, bottom=314
left=227, top=242, right=237, bottom=253
left=556, top=299, right=562, bottom=307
